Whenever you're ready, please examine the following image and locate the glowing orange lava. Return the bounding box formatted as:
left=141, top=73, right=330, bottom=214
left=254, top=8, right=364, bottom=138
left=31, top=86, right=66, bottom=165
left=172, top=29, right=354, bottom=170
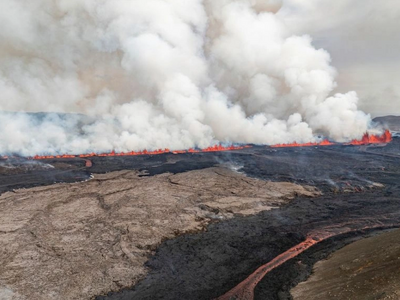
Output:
left=0, top=131, right=392, bottom=160
left=217, top=220, right=398, bottom=300
left=27, top=145, right=247, bottom=160
left=271, top=140, right=334, bottom=148
left=271, top=130, right=392, bottom=148
left=348, top=130, right=392, bottom=145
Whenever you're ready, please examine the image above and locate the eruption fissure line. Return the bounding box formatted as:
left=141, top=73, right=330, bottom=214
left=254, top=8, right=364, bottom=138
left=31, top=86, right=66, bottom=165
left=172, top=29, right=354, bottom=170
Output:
left=1, top=145, right=250, bottom=161
left=271, top=130, right=392, bottom=148
left=217, top=222, right=399, bottom=300
left=0, top=131, right=392, bottom=161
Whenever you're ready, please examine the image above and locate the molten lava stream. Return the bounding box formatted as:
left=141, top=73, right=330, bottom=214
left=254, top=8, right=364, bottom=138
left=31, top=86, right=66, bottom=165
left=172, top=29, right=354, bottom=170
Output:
left=24, top=145, right=247, bottom=161
left=216, top=221, right=399, bottom=300
left=271, top=140, right=333, bottom=148
left=0, top=131, right=392, bottom=160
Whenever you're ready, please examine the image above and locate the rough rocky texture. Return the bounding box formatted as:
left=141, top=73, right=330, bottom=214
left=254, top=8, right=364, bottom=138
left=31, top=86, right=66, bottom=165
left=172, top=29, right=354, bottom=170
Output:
left=291, top=229, right=400, bottom=300
left=1, top=136, right=399, bottom=300
left=0, top=167, right=318, bottom=300
left=97, top=138, right=400, bottom=300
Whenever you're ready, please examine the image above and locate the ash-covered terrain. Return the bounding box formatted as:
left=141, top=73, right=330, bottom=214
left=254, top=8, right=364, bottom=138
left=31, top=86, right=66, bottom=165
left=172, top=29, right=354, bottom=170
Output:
left=0, top=120, right=400, bottom=300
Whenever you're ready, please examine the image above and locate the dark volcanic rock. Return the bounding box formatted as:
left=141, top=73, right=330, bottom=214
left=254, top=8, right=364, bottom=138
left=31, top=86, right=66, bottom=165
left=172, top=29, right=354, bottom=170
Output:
left=0, top=157, right=90, bottom=194
left=88, top=153, right=217, bottom=176
left=97, top=138, right=400, bottom=300
left=98, top=191, right=400, bottom=300
left=1, top=135, right=400, bottom=300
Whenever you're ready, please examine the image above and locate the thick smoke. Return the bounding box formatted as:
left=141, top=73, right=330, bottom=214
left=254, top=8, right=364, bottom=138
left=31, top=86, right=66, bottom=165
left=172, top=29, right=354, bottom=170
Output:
left=280, top=0, right=400, bottom=117
left=0, top=0, right=371, bottom=156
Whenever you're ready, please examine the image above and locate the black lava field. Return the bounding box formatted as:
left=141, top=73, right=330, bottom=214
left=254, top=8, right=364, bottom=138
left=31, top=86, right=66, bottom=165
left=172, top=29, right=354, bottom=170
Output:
left=2, top=137, right=400, bottom=300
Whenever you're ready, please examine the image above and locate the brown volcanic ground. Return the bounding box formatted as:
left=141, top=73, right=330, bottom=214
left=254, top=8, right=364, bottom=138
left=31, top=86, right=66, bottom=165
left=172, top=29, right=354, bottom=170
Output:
left=291, top=228, right=400, bottom=300
left=0, top=166, right=317, bottom=300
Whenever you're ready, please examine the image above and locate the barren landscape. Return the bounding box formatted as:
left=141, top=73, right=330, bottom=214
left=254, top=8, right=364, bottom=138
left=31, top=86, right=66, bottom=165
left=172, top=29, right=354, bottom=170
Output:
left=2, top=1, right=400, bottom=299
left=0, top=163, right=317, bottom=300
left=1, top=121, right=399, bottom=300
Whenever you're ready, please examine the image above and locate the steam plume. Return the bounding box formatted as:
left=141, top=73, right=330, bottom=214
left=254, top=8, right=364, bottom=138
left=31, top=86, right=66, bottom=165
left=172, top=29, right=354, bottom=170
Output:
left=0, top=0, right=371, bottom=156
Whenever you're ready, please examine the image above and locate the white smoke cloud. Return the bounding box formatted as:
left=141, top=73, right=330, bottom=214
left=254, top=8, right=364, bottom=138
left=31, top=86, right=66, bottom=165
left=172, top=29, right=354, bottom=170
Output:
left=0, top=0, right=372, bottom=155
left=280, top=0, right=400, bottom=117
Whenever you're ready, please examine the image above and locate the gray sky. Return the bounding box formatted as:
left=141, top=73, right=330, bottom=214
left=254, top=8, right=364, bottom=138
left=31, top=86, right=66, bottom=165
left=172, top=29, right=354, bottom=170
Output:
left=279, top=0, right=400, bottom=117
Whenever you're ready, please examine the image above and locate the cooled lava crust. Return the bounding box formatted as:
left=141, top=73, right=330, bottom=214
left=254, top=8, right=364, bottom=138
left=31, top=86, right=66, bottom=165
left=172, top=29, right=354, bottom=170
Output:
left=97, top=138, right=400, bottom=300
left=2, top=137, right=400, bottom=300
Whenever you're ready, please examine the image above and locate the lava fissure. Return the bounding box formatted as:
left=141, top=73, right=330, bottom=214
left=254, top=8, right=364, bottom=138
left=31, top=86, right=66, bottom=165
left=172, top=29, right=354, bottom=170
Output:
left=0, top=130, right=392, bottom=161
left=2, top=145, right=249, bottom=161
left=271, top=130, right=391, bottom=148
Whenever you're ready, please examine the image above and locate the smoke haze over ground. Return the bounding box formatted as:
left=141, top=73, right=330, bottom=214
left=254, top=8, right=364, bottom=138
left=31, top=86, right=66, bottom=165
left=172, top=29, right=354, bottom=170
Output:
left=0, top=0, right=376, bottom=155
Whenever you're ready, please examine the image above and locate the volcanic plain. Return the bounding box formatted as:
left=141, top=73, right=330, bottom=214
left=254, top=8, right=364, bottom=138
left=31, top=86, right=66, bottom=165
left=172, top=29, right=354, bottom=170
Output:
left=0, top=158, right=317, bottom=300
left=1, top=119, right=400, bottom=300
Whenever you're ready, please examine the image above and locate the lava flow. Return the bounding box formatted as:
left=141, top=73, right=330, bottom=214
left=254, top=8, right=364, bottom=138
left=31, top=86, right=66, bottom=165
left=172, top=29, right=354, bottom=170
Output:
left=217, top=220, right=399, bottom=300
left=28, top=145, right=248, bottom=161
left=271, top=140, right=334, bottom=148
left=0, top=130, right=392, bottom=161
left=271, top=130, right=392, bottom=148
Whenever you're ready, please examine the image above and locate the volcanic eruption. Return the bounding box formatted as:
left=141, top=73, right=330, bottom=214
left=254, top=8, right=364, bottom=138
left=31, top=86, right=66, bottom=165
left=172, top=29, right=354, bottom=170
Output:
left=0, top=0, right=378, bottom=157
left=1, top=2, right=400, bottom=300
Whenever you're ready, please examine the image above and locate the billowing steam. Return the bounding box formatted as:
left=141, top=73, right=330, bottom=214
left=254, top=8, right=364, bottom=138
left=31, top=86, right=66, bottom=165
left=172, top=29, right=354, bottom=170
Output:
left=0, top=0, right=371, bottom=156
